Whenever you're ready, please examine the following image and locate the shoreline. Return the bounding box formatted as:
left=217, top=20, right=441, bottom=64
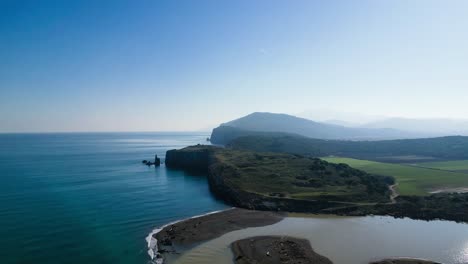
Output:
left=148, top=210, right=453, bottom=264
left=145, top=208, right=234, bottom=264
left=147, top=208, right=284, bottom=263
left=154, top=207, right=284, bottom=247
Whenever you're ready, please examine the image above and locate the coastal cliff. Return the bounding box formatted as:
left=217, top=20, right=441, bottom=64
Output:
left=164, top=145, right=468, bottom=223
left=165, top=145, right=393, bottom=212
left=207, top=160, right=360, bottom=212
left=165, top=145, right=215, bottom=172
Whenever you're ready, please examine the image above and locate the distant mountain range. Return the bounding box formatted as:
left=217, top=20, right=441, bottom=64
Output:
left=360, top=118, right=468, bottom=135
left=298, top=110, right=468, bottom=136
left=210, top=112, right=431, bottom=145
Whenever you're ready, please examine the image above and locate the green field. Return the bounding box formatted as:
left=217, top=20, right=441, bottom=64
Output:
left=322, top=157, right=468, bottom=196
left=415, top=160, right=468, bottom=171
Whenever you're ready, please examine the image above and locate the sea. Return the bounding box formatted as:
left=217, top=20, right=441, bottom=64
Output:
left=0, top=132, right=228, bottom=264
left=2, top=132, right=468, bottom=264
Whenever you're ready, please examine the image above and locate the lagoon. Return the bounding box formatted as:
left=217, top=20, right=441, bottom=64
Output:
left=175, top=215, right=468, bottom=264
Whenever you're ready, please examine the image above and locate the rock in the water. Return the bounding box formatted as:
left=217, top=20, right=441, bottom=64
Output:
left=154, top=155, right=161, bottom=166
left=142, top=155, right=161, bottom=166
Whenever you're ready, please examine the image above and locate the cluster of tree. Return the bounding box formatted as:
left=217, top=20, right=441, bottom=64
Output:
left=211, top=148, right=395, bottom=203
left=373, top=193, right=468, bottom=222
left=227, top=133, right=468, bottom=161
left=299, top=159, right=393, bottom=187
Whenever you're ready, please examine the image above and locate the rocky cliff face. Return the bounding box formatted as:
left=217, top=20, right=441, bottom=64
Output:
left=165, top=146, right=215, bottom=172
left=164, top=146, right=351, bottom=213
left=208, top=164, right=351, bottom=212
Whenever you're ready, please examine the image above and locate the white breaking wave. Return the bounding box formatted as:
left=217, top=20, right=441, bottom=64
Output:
left=145, top=208, right=234, bottom=264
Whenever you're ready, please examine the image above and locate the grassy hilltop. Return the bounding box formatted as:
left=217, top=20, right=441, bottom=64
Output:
left=227, top=135, right=468, bottom=196
left=212, top=148, right=393, bottom=203
left=166, top=145, right=394, bottom=204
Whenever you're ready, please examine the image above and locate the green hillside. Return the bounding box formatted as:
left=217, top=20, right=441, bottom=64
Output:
left=228, top=134, right=468, bottom=161
left=415, top=160, right=468, bottom=172
left=213, top=149, right=394, bottom=203
left=322, top=157, right=468, bottom=196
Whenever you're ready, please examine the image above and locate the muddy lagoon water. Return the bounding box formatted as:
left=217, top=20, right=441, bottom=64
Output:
left=175, top=214, right=468, bottom=264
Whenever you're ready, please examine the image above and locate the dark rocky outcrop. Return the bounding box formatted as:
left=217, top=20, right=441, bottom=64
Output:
left=165, top=145, right=215, bottom=172
left=142, top=155, right=161, bottom=166
left=154, top=155, right=161, bottom=166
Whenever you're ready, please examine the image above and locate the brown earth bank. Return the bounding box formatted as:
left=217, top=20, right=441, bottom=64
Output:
left=370, top=259, right=441, bottom=264
left=155, top=208, right=283, bottom=255
left=231, top=236, right=333, bottom=264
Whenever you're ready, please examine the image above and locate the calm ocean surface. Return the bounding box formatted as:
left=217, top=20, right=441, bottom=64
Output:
left=0, top=132, right=228, bottom=264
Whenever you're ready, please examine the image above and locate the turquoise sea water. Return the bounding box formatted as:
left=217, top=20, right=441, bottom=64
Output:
left=0, top=133, right=228, bottom=264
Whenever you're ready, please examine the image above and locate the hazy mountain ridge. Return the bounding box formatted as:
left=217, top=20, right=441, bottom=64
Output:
left=211, top=112, right=423, bottom=145
left=361, top=117, right=468, bottom=135
left=299, top=110, right=468, bottom=136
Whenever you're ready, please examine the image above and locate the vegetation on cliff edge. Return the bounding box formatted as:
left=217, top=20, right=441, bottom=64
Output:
left=213, top=148, right=394, bottom=203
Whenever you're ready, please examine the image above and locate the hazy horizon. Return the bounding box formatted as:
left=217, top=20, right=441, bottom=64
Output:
left=2, top=109, right=468, bottom=134
left=2, top=0, right=468, bottom=133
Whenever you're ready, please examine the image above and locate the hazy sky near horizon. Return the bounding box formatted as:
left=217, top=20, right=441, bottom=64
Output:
left=1, top=0, right=468, bottom=132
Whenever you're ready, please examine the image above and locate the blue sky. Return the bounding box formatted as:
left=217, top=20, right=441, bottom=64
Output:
left=1, top=0, right=468, bottom=132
